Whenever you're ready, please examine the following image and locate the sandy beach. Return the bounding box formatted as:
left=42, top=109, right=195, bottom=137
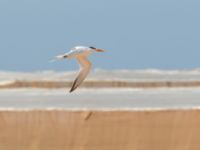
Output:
left=0, top=109, right=200, bottom=150
left=1, top=70, right=200, bottom=149
left=0, top=88, right=199, bottom=149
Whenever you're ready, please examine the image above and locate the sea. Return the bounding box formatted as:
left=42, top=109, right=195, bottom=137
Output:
left=1, top=69, right=200, bottom=110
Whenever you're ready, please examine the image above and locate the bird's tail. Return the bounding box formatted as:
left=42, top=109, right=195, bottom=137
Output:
left=49, top=54, right=68, bottom=63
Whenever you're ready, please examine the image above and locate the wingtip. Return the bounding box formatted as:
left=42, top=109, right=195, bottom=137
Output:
left=69, top=88, right=75, bottom=93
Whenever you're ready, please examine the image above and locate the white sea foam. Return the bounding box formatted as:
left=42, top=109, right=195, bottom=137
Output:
left=0, top=80, right=15, bottom=86
left=1, top=69, right=200, bottom=83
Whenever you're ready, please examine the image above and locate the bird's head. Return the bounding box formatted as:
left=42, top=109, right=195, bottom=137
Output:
left=89, top=46, right=106, bottom=52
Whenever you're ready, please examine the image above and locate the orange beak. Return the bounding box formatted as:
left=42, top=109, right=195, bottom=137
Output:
left=95, top=48, right=106, bottom=52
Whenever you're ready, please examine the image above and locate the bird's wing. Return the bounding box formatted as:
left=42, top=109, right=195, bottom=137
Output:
left=70, top=56, right=91, bottom=93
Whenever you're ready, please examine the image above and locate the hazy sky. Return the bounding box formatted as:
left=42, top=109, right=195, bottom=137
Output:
left=0, top=0, right=200, bottom=71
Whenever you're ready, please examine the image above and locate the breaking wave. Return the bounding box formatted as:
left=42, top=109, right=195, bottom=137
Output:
left=1, top=69, right=200, bottom=88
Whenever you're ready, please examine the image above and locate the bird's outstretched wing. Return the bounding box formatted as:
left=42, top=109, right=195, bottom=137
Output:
left=70, top=56, right=91, bottom=93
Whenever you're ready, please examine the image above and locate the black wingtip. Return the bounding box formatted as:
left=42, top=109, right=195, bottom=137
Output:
left=69, top=78, right=79, bottom=93
left=69, top=89, right=74, bottom=93
left=69, top=86, right=77, bottom=93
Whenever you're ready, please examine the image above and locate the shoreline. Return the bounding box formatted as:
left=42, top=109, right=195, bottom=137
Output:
left=2, top=80, right=200, bottom=89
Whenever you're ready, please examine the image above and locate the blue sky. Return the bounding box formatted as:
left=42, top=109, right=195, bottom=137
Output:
left=0, top=0, right=200, bottom=71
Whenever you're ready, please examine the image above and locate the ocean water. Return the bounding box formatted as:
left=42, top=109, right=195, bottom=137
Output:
left=1, top=69, right=200, bottom=110
left=1, top=69, right=200, bottom=84
left=0, top=88, right=200, bottom=110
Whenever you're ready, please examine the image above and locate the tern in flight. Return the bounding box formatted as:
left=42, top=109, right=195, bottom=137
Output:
left=54, top=46, right=105, bottom=93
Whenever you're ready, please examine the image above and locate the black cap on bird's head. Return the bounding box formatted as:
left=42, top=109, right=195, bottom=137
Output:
left=90, top=46, right=105, bottom=52
left=89, top=46, right=96, bottom=49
